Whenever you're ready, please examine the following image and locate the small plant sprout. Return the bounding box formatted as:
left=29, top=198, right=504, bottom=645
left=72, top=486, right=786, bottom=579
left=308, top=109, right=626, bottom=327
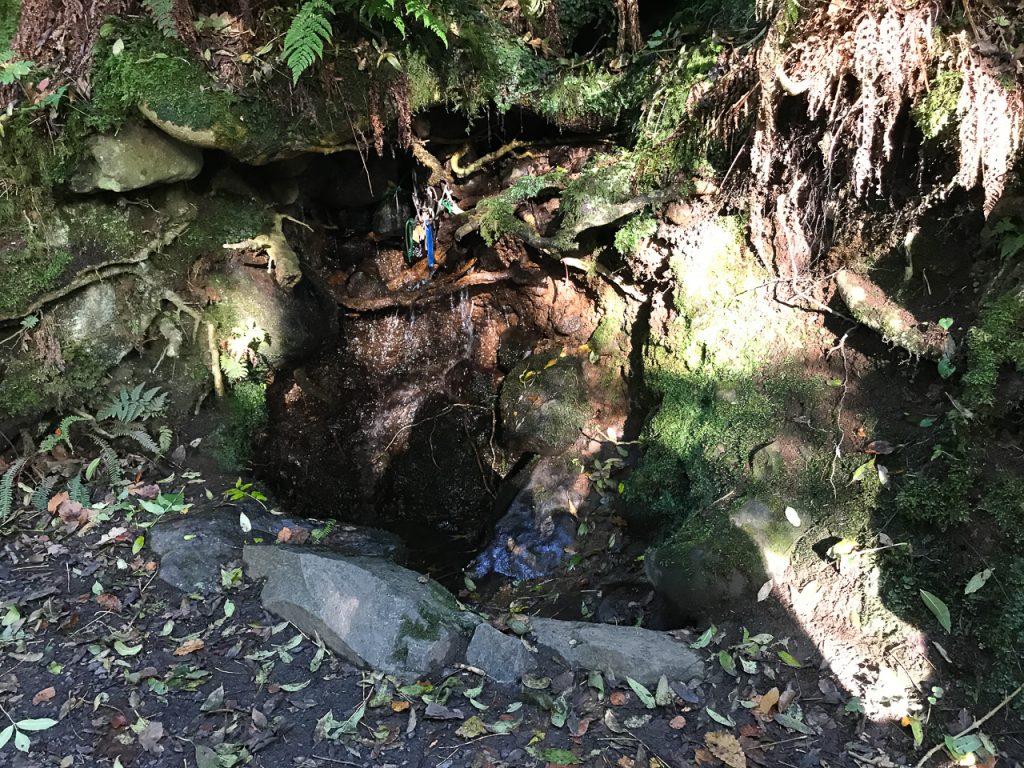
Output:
left=223, top=478, right=268, bottom=510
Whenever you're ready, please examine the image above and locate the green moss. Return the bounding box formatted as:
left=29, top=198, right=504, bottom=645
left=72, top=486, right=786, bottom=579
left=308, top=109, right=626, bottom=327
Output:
left=962, top=288, right=1024, bottom=410
left=589, top=290, right=627, bottom=357
left=912, top=71, right=962, bottom=140
left=210, top=381, right=267, bottom=471
left=613, top=213, right=657, bottom=256
left=0, top=354, right=49, bottom=420
left=535, top=63, right=625, bottom=127
left=173, top=195, right=271, bottom=262
left=477, top=170, right=566, bottom=245
left=0, top=0, right=19, bottom=50
left=895, top=462, right=973, bottom=528
left=982, top=473, right=1024, bottom=545
left=0, top=240, right=72, bottom=317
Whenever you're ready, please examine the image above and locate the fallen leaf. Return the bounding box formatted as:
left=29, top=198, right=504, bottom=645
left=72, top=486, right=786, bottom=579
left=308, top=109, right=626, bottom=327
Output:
left=424, top=702, right=463, bottom=720
left=138, top=721, right=164, bottom=755
left=863, top=440, right=896, bottom=455
left=669, top=715, right=687, bottom=730
left=784, top=506, right=801, bottom=527
left=96, top=593, right=122, bottom=612
left=756, top=580, right=772, bottom=602
left=753, top=687, right=780, bottom=719
left=455, top=715, right=487, bottom=739
left=572, top=716, right=593, bottom=737
left=47, top=492, right=69, bottom=513
left=173, top=638, right=205, bottom=656
left=391, top=700, right=410, bottom=713
left=32, top=687, right=55, bottom=705
left=610, top=691, right=627, bottom=706
left=739, top=723, right=762, bottom=738
left=705, top=731, right=746, bottom=768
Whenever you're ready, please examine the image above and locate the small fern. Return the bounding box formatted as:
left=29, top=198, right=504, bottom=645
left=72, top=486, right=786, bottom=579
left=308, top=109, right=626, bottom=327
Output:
left=158, top=425, right=173, bottom=454
left=30, top=474, right=59, bottom=511
left=283, top=0, right=335, bottom=83
left=96, top=384, right=168, bottom=424
left=142, top=0, right=178, bottom=37
left=404, top=0, right=448, bottom=46
left=38, top=415, right=88, bottom=453
left=88, top=435, right=124, bottom=487
left=67, top=472, right=90, bottom=506
left=107, top=423, right=161, bottom=454
left=0, top=458, right=27, bottom=523
left=219, top=354, right=248, bottom=383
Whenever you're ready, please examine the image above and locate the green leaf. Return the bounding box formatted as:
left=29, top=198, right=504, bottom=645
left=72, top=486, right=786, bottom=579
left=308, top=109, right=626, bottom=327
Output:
left=906, top=715, right=923, bottom=747
left=844, top=697, right=865, bottom=714
left=114, top=640, right=142, bottom=656
left=224, top=599, right=235, bottom=618
left=14, top=719, right=57, bottom=732
left=938, top=357, right=956, bottom=379
left=279, top=679, right=310, bottom=692
left=587, top=669, right=604, bottom=698
left=626, top=677, right=656, bottom=709
left=537, top=748, right=580, bottom=764
left=777, top=650, right=802, bottom=668
left=964, top=569, right=993, bottom=595
left=0, top=725, right=13, bottom=750
left=920, top=589, right=952, bottom=632
left=13, top=730, right=29, bottom=752
left=718, top=650, right=738, bottom=676
left=654, top=675, right=673, bottom=707
left=337, top=703, right=365, bottom=734
left=690, top=625, right=716, bottom=649
left=774, top=712, right=815, bottom=735
left=706, top=707, right=735, bottom=727
left=938, top=317, right=954, bottom=331
left=918, top=416, right=937, bottom=428
left=132, top=536, right=145, bottom=555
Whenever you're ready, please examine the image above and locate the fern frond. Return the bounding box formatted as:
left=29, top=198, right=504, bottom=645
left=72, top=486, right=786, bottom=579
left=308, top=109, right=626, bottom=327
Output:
left=0, top=458, right=28, bottom=522
left=38, top=414, right=88, bottom=453
left=158, top=425, right=173, bottom=454
left=96, top=384, right=168, bottom=423
left=108, top=423, right=161, bottom=454
left=67, top=471, right=90, bottom=506
left=30, top=474, right=59, bottom=511
left=283, top=0, right=334, bottom=83
left=143, top=0, right=178, bottom=37
left=219, top=354, right=248, bottom=382
left=88, top=435, right=124, bottom=487
left=405, top=0, right=448, bottom=46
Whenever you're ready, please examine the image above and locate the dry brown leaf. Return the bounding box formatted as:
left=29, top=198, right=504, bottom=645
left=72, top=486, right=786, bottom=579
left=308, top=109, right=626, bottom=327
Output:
left=694, top=747, right=716, bottom=766
left=669, top=715, right=687, bottom=730
left=753, top=687, right=780, bottom=719
left=173, top=638, right=205, bottom=656
left=617, top=758, right=635, bottom=768
left=96, top=593, right=123, bottom=613
left=391, top=700, right=410, bottom=712
left=610, top=691, right=627, bottom=706
left=705, top=731, right=747, bottom=768
left=739, top=723, right=762, bottom=738
left=572, top=716, right=593, bottom=737
left=47, top=491, right=69, bottom=513
left=32, top=686, right=55, bottom=705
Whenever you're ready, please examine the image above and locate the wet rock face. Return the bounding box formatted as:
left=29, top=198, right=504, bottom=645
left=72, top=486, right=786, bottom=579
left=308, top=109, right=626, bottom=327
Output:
left=499, top=353, right=591, bottom=455
left=70, top=122, right=203, bottom=193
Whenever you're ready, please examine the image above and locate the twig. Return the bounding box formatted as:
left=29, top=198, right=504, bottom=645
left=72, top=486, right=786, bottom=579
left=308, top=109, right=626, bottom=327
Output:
left=914, top=683, right=1024, bottom=768
left=826, top=329, right=853, bottom=497
left=334, top=269, right=520, bottom=312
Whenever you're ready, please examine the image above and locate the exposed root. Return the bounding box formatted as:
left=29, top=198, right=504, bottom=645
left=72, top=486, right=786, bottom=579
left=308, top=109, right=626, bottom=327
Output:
left=223, top=213, right=307, bottom=290
left=410, top=139, right=451, bottom=186
left=0, top=219, right=192, bottom=324
left=450, top=139, right=528, bottom=178
left=333, top=269, right=526, bottom=312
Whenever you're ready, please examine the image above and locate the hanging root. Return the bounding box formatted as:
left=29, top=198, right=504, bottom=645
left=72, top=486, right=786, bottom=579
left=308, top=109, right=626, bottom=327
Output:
left=450, top=139, right=529, bottom=178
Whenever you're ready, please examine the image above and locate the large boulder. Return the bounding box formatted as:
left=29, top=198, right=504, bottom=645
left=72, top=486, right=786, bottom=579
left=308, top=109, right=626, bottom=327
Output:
left=243, top=546, right=478, bottom=679
left=150, top=503, right=403, bottom=593
left=499, top=353, right=590, bottom=455
left=530, top=618, right=704, bottom=687
left=70, top=122, right=203, bottom=193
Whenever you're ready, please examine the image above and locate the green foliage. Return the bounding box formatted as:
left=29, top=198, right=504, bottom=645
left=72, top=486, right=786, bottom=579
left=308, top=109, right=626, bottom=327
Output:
left=0, top=48, right=31, bottom=85
left=0, top=241, right=73, bottom=318
left=211, top=382, right=268, bottom=471
left=0, top=457, right=27, bottom=522
left=979, top=557, right=1024, bottom=705
left=982, top=474, right=1024, bottom=545
left=477, top=170, right=566, bottom=245
left=38, top=415, right=89, bottom=453
left=614, top=213, right=657, bottom=255
left=962, top=288, right=1024, bottom=410
left=0, top=0, right=19, bottom=49
left=29, top=475, right=58, bottom=511
left=894, top=463, right=973, bottom=528
left=991, top=217, right=1024, bottom=261
left=87, top=434, right=123, bottom=486
left=223, top=477, right=268, bottom=507
left=283, top=0, right=335, bottom=83
left=912, top=71, right=962, bottom=141
left=96, top=384, right=168, bottom=423
left=142, top=0, right=177, bottom=38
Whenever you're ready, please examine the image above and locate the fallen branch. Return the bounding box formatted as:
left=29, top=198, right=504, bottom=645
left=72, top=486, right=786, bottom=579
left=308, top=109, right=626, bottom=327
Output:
left=334, top=269, right=523, bottom=311
left=914, top=683, right=1024, bottom=768
left=561, top=257, right=645, bottom=302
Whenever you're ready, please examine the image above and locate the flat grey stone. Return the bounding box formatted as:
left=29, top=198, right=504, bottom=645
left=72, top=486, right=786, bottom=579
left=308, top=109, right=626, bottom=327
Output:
left=466, top=623, right=537, bottom=684
left=530, top=618, right=704, bottom=687
left=150, top=504, right=402, bottom=593
left=243, top=545, right=478, bottom=680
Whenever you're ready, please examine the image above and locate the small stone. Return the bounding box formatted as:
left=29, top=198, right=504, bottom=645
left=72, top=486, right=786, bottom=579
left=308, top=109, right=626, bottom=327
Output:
left=465, top=624, right=536, bottom=684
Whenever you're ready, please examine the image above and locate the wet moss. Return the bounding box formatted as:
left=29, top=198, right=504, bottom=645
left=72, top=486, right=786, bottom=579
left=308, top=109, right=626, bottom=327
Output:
left=981, top=472, right=1024, bottom=545
left=912, top=71, right=962, bottom=141
left=613, top=213, right=657, bottom=256
left=962, top=287, right=1024, bottom=410
left=0, top=240, right=72, bottom=317
left=210, top=381, right=268, bottom=471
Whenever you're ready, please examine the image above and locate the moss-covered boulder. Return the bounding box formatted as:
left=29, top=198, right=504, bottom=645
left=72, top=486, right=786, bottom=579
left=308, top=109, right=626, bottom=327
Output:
left=499, top=353, right=591, bottom=455
left=69, top=121, right=203, bottom=193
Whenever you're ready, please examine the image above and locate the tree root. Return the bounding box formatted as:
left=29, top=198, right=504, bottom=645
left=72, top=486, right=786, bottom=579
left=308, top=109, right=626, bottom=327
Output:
left=410, top=139, right=451, bottom=186
left=0, top=219, right=193, bottom=324
left=450, top=139, right=529, bottom=178
left=223, top=213, right=308, bottom=290
left=334, top=268, right=528, bottom=312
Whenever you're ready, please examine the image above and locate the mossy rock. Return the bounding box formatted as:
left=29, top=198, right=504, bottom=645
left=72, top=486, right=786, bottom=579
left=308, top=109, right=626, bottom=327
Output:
left=644, top=503, right=770, bottom=621
left=69, top=121, right=203, bottom=193
left=499, top=353, right=591, bottom=455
